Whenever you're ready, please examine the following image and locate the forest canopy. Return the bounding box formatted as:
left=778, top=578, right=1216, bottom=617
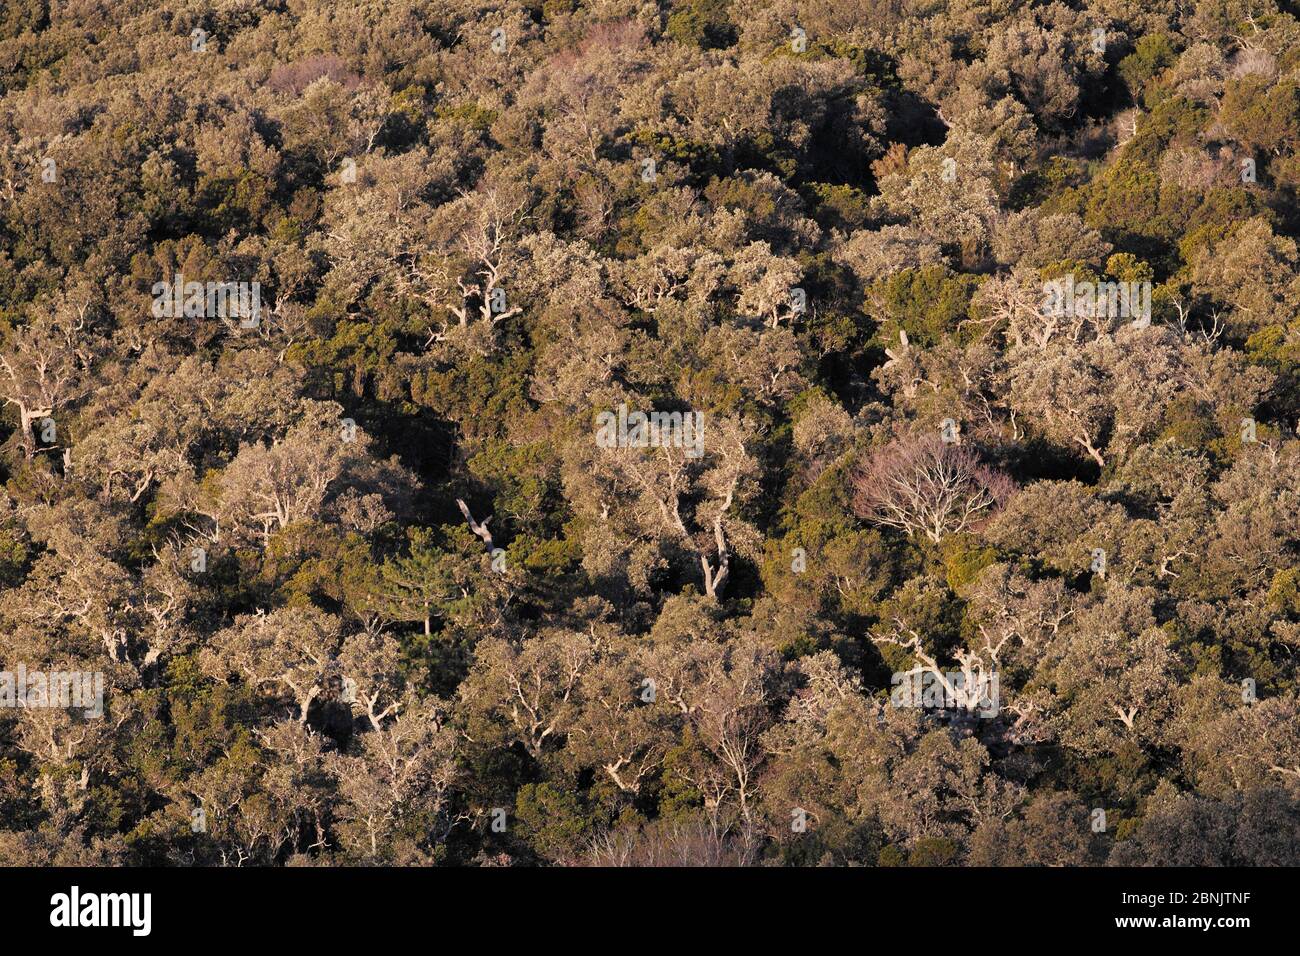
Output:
left=1, top=0, right=1300, bottom=867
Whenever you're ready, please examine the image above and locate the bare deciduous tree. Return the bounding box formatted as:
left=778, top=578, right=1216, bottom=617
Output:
left=852, top=435, right=1015, bottom=543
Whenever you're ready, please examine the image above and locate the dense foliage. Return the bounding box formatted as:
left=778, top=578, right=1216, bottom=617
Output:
left=2, top=0, right=1300, bottom=866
